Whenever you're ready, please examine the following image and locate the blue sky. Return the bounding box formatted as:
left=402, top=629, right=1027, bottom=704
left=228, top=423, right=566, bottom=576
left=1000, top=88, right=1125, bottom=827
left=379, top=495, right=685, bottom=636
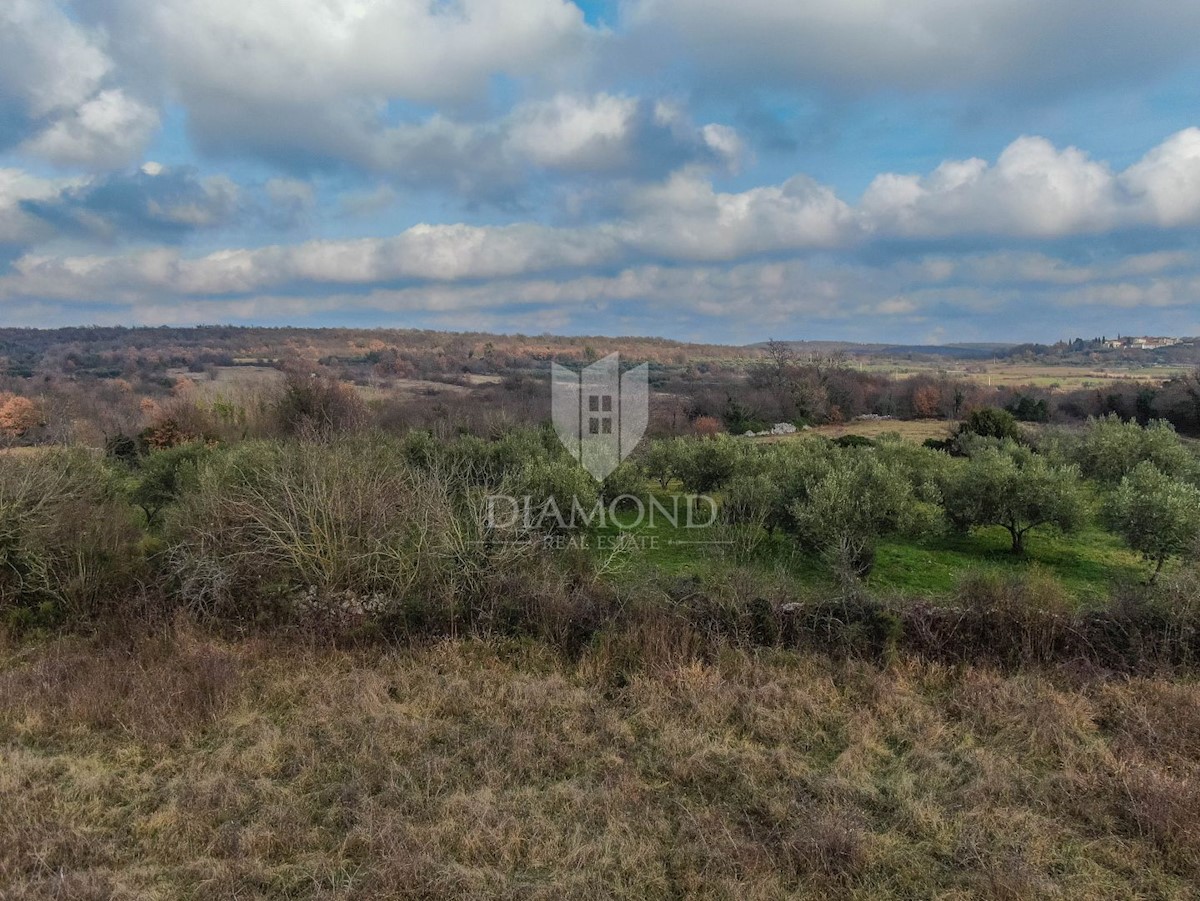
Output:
left=4, top=1, right=1200, bottom=344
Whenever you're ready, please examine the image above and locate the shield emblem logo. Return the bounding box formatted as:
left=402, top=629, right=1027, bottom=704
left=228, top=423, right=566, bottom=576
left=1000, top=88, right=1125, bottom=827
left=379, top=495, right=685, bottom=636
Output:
left=552, top=353, right=648, bottom=481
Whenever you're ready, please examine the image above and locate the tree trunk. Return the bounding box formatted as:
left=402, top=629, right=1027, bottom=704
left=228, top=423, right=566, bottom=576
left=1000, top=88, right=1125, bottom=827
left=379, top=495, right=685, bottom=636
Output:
left=1009, top=527, right=1024, bottom=554
left=1148, top=554, right=1167, bottom=585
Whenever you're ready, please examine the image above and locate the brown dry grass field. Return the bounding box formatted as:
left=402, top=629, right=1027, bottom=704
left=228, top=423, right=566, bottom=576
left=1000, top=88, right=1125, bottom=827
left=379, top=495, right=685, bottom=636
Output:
left=861, top=360, right=1187, bottom=391
left=2, top=627, right=1199, bottom=899
left=751, top=419, right=956, bottom=444
left=810, top=419, right=955, bottom=442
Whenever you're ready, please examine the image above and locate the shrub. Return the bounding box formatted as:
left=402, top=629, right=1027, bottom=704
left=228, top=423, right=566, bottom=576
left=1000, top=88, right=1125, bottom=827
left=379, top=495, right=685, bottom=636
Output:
left=674, top=435, right=739, bottom=493
left=959, top=407, right=1021, bottom=441
left=722, top=396, right=766, bottom=434
left=600, top=461, right=647, bottom=510
left=163, top=436, right=533, bottom=622
left=104, top=433, right=140, bottom=466
left=129, top=443, right=210, bottom=527
left=0, top=393, right=41, bottom=437
left=720, top=472, right=787, bottom=557
left=512, top=457, right=600, bottom=530
left=1006, top=393, right=1050, bottom=422
left=275, top=369, right=366, bottom=435
left=831, top=434, right=875, bottom=448
left=0, top=449, right=143, bottom=624
left=639, top=438, right=680, bottom=489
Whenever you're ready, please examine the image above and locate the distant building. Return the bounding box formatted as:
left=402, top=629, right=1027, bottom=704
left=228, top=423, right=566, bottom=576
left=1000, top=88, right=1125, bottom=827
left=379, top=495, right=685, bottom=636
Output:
left=1104, top=336, right=1182, bottom=350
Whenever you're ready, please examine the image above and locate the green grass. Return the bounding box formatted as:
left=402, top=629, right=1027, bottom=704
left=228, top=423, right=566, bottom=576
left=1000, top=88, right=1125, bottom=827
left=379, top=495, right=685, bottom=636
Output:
left=871, top=524, right=1146, bottom=602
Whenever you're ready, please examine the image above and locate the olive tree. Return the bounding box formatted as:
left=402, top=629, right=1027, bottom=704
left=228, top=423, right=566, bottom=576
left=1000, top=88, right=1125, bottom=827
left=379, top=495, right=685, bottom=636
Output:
left=940, top=443, right=1085, bottom=554
left=130, top=442, right=209, bottom=527
left=673, top=435, right=740, bottom=493
left=788, top=451, right=933, bottom=579
left=1072, top=414, right=1194, bottom=484
left=1107, top=462, right=1200, bottom=583
left=640, top=438, right=680, bottom=490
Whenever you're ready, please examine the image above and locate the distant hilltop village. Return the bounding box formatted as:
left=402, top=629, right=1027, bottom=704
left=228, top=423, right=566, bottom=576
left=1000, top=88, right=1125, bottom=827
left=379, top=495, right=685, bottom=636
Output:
left=1102, top=335, right=1188, bottom=350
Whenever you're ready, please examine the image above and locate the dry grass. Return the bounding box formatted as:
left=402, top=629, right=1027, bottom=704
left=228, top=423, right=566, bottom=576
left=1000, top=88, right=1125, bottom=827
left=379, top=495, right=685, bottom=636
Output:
left=753, top=419, right=955, bottom=444
left=1, top=627, right=1198, bottom=899
left=0, top=446, right=54, bottom=458
left=859, top=360, right=1185, bottom=391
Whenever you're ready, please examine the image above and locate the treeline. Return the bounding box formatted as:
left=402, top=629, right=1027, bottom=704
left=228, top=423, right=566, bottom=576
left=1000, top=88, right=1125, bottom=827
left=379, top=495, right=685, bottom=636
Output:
left=689, top=346, right=1200, bottom=436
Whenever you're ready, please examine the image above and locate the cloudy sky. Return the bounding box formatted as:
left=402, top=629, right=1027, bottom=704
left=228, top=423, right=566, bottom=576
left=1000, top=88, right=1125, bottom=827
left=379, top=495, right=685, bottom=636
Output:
left=3, top=1, right=1200, bottom=343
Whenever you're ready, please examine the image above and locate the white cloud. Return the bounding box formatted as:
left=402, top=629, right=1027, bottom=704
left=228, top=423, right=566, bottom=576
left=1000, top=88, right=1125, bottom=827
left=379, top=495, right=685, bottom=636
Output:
left=508, top=94, right=641, bottom=171
left=8, top=248, right=1200, bottom=343
left=1120, top=127, right=1200, bottom=228
left=7, top=129, right=1200, bottom=330
left=334, top=93, right=741, bottom=199
left=88, top=0, right=594, bottom=173
left=0, top=0, right=111, bottom=118
left=862, top=129, right=1200, bottom=239
left=23, top=89, right=161, bottom=169
left=144, top=0, right=590, bottom=107
left=0, top=222, right=623, bottom=300
left=861, top=137, right=1118, bottom=238
left=618, top=169, right=856, bottom=259
left=1, top=3, right=157, bottom=168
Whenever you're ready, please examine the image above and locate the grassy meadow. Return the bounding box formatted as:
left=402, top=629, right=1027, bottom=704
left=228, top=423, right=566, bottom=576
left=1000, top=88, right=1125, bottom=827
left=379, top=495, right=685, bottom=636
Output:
left=3, top=629, right=1200, bottom=900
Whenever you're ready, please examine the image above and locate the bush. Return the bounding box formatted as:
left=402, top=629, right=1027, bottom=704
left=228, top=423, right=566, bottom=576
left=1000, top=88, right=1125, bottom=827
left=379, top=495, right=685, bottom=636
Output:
left=674, top=435, right=739, bottom=493
left=1006, top=393, right=1050, bottom=423
left=959, top=407, right=1021, bottom=441
left=720, top=471, right=787, bottom=557
left=163, top=436, right=534, bottom=622
left=275, top=369, right=366, bottom=436
left=129, top=443, right=210, bottom=527
left=831, top=434, right=875, bottom=448
left=639, top=438, right=680, bottom=489
left=787, top=450, right=933, bottom=579
left=512, top=457, right=600, bottom=530
left=0, top=449, right=143, bottom=625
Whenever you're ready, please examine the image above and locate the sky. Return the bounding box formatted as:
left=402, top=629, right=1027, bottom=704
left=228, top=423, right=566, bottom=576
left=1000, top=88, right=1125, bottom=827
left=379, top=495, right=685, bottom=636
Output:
left=3, top=1, right=1200, bottom=344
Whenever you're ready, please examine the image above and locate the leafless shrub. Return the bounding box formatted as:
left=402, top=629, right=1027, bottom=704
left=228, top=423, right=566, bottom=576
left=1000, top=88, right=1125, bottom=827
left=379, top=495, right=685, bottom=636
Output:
left=163, top=435, right=539, bottom=628
left=0, top=448, right=143, bottom=623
